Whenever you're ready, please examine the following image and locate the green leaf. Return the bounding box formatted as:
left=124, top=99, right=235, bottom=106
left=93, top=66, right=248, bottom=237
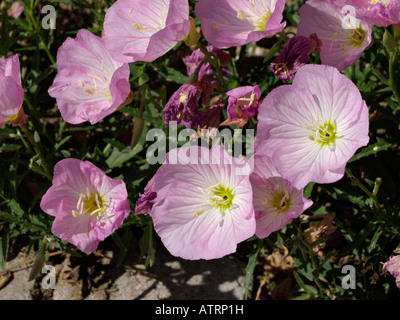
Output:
left=54, top=135, right=72, bottom=151
left=303, top=182, right=315, bottom=199
left=244, top=239, right=262, bottom=299
left=368, top=229, right=382, bottom=253
left=106, top=145, right=143, bottom=168
left=0, top=234, right=9, bottom=271
left=8, top=199, right=24, bottom=218
left=164, top=67, right=188, bottom=84
left=348, top=137, right=396, bottom=163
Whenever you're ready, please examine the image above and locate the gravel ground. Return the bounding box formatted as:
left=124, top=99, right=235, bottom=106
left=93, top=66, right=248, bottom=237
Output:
left=0, top=235, right=252, bottom=300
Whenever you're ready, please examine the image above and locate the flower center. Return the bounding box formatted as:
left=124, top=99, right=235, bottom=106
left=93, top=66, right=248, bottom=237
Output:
left=72, top=189, right=107, bottom=217
left=210, top=184, right=235, bottom=211
left=263, top=189, right=291, bottom=215
left=314, top=121, right=337, bottom=146
left=348, top=26, right=367, bottom=48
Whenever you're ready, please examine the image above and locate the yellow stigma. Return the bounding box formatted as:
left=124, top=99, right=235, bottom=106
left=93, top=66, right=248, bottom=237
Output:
left=72, top=190, right=107, bottom=218
left=210, top=184, right=235, bottom=211
left=348, top=26, right=367, bottom=48
left=262, top=186, right=292, bottom=215
left=314, top=121, right=338, bottom=147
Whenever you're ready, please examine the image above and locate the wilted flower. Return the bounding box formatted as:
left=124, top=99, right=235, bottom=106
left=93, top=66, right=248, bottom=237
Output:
left=250, top=152, right=313, bottom=238
left=163, top=82, right=218, bottom=129
left=221, top=85, right=261, bottom=127
left=0, top=54, right=27, bottom=128
left=103, top=0, right=191, bottom=63
left=270, top=35, right=318, bottom=83
left=297, top=0, right=372, bottom=70
left=383, top=248, right=400, bottom=289
left=135, top=176, right=157, bottom=215
left=40, top=158, right=131, bottom=254
left=183, top=46, right=231, bottom=83
left=195, top=0, right=286, bottom=48
left=330, top=0, right=400, bottom=27
left=256, top=64, right=370, bottom=189
left=48, top=29, right=131, bottom=125
left=150, top=145, right=255, bottom=260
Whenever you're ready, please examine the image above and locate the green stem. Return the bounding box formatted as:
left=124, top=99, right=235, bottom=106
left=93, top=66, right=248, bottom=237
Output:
left=345, top=168, right=381, bottom=212
left=389, top=48, right=400, bottom=112
left=370, top=66, right=390, bottom=86
left=25, top=3, right=56, bottom=66
left=197, top=42, right=227, bottom=87
left=20, top=124, right=52, bottom=180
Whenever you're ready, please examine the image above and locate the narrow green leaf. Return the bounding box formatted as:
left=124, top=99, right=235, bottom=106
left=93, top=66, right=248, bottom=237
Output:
left=0, top=235, right=9, bottom=270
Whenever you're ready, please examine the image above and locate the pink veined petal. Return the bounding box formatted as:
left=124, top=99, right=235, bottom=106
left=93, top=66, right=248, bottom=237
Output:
left=51, top=206, right=99, bottom=254
left=103, top=0, right=190, bottom=63
left=0, top=54, right=22, bottom=86
left=41, top=158, right=130, bottom=254
left=150, top=145, right=255, bottom=260
left=40, top=184, right=80, bottom=217
left=297, top=0, right=372, bottom=70
left=250, top=152, right=313, bottom=238
left=255, top=209, right=289, bottom=238
left=257, top=64, right=369, bottom=188
left=0, top=75, right=24, bottom=127
left=195, top=0, right=285, bottom=48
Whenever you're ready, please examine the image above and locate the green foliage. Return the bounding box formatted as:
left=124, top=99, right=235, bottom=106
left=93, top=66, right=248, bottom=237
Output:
left=0, top=0, right=399, bottom=301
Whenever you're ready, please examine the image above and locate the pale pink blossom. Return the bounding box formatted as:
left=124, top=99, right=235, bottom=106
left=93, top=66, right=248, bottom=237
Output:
left=383, top=248, right=400, bottom=289
left=250, top=152, right=313, bottom=238
left=330, top=0, right=400, bottom=27
left=297, top=0, right=372, bottom=70
left=7, top=1, right=24, bottom=19
left=195, top=0, right=286, bottom=48
left=0, top=54, right=27, bottom=128
left=48, top=29, right=131, bottom=124
left=103, top=0, right=191, bottom=63
left=150, top=145, right=255, bottom=260
left=221, top=85, right=261, bottom=127
left=256, top=64, right=369, bottom=189
left=40, top=159, right=131, bottom=254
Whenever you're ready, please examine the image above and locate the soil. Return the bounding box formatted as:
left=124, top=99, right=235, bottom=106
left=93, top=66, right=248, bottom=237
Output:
left=0, top=234, right=252, bottom=300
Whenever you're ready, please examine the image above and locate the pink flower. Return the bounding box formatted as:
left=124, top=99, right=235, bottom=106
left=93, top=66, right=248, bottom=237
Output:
left=40, top=159, right=131, bottom=254
left=256, top=64, right=369, bottom=189
left=103, top=0, right=191, bottom=63
left=330, top=0, right=400, bottom=27
left=0, top=54, right=27, bottom=128
left=182, top=46, right=231, bottom=83
left=221, top=85, right=261, bottom=127
left=297, top=0, right=372, bottom=71
left=48, top=29, right=131, bottom=125
left=270, top=35, right=318, bottom=83
left=383, top=248, right=400, bottom=289
left=135, top=176, right=157, bottom=215
left=163, top=82, right=221, bottom=129
left=195, top=0, right=286, bottom=48
left=250, top=152, right=313, bottom=238
left=7, top=1, right=24, bottom=19
left=150, top=145, right=255, bottom=260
